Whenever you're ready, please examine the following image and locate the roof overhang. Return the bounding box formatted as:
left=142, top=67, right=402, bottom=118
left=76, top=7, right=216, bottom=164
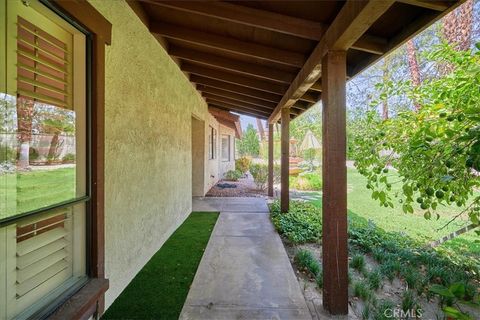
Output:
left=129, top=0, right=465, bottom=123
left=208, top=107, right=242, bottom=139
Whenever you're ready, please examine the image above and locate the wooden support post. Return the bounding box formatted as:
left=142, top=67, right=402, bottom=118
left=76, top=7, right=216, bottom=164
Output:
left=280, top=108, right=290, bottom=213
left=268, top=123, right=274, bottom=197
left=322, top=50, right=348, bottom=315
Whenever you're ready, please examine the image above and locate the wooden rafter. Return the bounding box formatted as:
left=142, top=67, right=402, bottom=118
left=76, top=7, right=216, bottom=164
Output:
left=269, top=0, right=395, bottom=123
left=203, top=93, right=275, bottom=114
left=183, top=63, right=288, bottom=94
left=143, top=0, right=325, bottom=40
left=299, top=91, right=321, bottom=104
left=150, top=21, right=306, bottom=67
left=197, top=85, right=277, bottom=109
left=190, top=75, right=282, bottom=103
left=170, top=45, right=295, bottom=84
left=144, top=0, right=389, bottom=55
left=207, top=100, right=270, bottom=119
left=397, top=0, right=451, bottom=11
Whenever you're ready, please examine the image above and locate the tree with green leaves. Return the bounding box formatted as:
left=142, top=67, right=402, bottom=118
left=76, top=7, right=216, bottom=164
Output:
left=237, top=123, right=260, bottom=157
left=351, top=42, right=480, bottom=230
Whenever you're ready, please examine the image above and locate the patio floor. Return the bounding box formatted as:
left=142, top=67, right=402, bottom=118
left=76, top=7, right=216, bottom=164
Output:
left=180, top=197, right=312, bottom=319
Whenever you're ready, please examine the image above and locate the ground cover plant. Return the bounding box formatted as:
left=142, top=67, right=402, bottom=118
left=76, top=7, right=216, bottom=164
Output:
left=270, top=199, right=480, bottom=319
left=102, top=212, right=219, bottom=320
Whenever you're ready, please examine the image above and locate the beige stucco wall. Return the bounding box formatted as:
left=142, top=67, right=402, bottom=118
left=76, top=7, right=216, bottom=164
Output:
left=204, top=114, right=220, bottom=194
left=88, top=0, right=218, bottom=309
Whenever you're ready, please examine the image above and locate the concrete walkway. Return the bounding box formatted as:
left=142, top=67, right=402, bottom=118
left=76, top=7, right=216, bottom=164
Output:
left=180, top=197, right=312, bottom=320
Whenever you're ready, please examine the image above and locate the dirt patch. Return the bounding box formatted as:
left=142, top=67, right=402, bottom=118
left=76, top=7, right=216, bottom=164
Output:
left=206, top=175, right=267, bottom=197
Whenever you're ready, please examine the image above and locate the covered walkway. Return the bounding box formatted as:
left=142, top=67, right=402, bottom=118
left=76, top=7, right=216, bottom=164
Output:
left=180, top=198, right=311, bottom=319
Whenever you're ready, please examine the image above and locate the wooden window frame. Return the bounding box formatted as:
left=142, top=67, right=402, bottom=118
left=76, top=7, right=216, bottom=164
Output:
left=36, top=1, right=111, bottom=319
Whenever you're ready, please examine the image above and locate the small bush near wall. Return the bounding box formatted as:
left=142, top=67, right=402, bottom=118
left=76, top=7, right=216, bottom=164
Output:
left=224, top=170, right=242, bottom=181
left=250, top=163, right=268, bottom=190
left=62, top=153, right=75, bottom=164
left=235, top=156, right=251, bottom=174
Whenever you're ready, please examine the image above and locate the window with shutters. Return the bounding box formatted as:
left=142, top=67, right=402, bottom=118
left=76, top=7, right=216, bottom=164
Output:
left=0, top=0, right=89, bottom=319
left=221, top=135, right=230, bottom=162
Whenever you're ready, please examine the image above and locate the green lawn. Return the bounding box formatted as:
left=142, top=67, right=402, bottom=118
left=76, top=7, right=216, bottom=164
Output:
left=0, top=168, right=75, bottom=218
left=309, top=168, right=480, bottom=259
left=102, top=212, right=219, bottom=320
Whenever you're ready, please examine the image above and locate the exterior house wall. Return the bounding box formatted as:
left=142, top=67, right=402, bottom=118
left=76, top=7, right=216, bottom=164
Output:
left=88, top=0, right=216, bottom=309
left=218, top=124, right=236, bottom=179
left=204, top=114, right=220, bottom=195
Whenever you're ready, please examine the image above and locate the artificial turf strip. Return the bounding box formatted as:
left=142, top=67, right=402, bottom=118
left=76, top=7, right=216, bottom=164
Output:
left=102, top=212, right=219, bottom=320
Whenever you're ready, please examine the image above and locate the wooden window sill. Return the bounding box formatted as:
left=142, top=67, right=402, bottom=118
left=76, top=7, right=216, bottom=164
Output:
left=48, top=278, right=109, bottom=320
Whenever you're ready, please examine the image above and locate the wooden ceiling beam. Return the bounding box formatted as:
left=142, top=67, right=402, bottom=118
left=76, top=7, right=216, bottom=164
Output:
left=210, top=105, right=269, bottom=120
left=144, top=0, right=389, bottom=54
left=190, top=75, right=282, bottom=103
left=269, top=0, right=395, bottom=123
left=299, top=91, right=321, bottom=104
left=144, top=0, right=325, bottom=41
left=310, top=81, right=322, bottom=92
left=351, top=34, right=388, bottom=55
left=150, top=21, right=306, bottom=67
left=207, top=100, right=271, bottom=119
left=183, top=63, right=288, bottom=94
left=197, top=85, right=277, bottom=109
left=397, top=0, right=451, bottom=11
left=203, top=93, right=275, bottom=114
left=170, top=45, right=295, bottom=84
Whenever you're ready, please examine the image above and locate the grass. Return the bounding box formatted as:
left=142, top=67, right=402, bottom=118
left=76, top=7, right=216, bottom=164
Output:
left=102, top=212, right=219, bottom=320
left=350, top=254, right=366, bottom=272
left=308, top=168, right=480, bottom=261
left=0, top=168, right=75, bottom=218
left=294, top=249, right=321, bottom=276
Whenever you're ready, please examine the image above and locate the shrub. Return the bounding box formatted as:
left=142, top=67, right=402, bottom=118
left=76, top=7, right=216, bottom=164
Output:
left=401, top=290, right=419, bottom=313
left=373, top=300, right=395, bottom=320
left=62, top=153, right=75, bottom=163
left=401, top=268, right=419, bottom=290
left=380, top=257, right=401, bottom=281
left=350, top=254, right=366, bottom=272
left=29, top=147, right=39, bottom=161
left=270, top=200, right=322, bottom=243
left=0, top=145, right=16, bottom=163
left=367, top=270, right=382, bottom=290
left=353, top=281, right=373, bottom=301
left=249, top=163, right=268, bottom=190
left=315, top=271, right=323, bottom=288
left=290, top=173, right=322, bottom=191
left=294, top=249, right=320, bottom=276
left=361, top=304, right=371, bottom=320
left=224, top=169, right=242, bottom=181
left=235, top=157, right=251, bottom=174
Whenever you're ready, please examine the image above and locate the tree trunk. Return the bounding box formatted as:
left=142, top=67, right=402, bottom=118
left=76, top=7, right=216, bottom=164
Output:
left=47, top=133, right=60, bottom=164
left=457, top=0, right=474, bottom=51
left=16, top=96, right=34, bottom=169
left=256, top=118, right=265, bottom=141
left=440, top=0, right=474, bottom=74
left=443, top=0, right=473, bottom=50
left=406, top=40, right=421, bottom=111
